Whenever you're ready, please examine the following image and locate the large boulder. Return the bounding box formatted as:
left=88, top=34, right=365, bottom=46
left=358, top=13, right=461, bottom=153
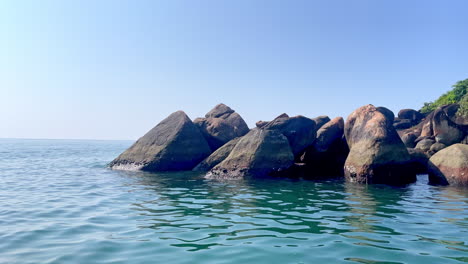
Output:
left=206, top=129, right=294, bottom=179
left=110, top=111, right=212, bottom=171
left=428, top=144, right=468, bottom=186
left=432, top=104, right=464, bottom=145
left=194, top=104, right=250, bottom=151
left=263, top=114, right=316, bottom=156
left=193, top=137, right=241, bottom=171
left=401, top=132, right=418, bottom=148
left=344, top=105, right=416, bottom=185
left=300, top=117, right=349, bottom=177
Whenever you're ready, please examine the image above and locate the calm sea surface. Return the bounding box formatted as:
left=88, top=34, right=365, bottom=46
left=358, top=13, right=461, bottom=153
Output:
left=0, top=139, right=467, bottom=264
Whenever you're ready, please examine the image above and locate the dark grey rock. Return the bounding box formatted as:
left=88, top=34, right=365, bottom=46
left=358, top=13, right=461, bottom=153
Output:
left=311, top=116, right=330, bottom=130
left=110, top=111, right=212, bottom=172
left=206, top=129, right=294, bottom=179
left=415, top=139, right=436, bottom=153
left=300, top=117, right=349, bottom=177
left=401, top=132, right=418, bottom=148
left=398, top=109, right=424, bottom=123
left=263, top=114, right=317, bottom=156
left=430, top=142, right=447, bottom=153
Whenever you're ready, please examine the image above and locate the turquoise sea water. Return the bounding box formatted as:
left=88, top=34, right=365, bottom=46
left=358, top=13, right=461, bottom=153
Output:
left=0, top=139, right=467, bottom=264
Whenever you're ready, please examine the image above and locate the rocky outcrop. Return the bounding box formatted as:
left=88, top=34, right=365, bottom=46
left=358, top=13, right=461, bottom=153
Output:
left=263, top=114, right=316, bottom=156
left=110, top=111, right=212, bottom=171
left=300, top=117, right=349, bottom=177
left=206, top=129, right=294, bottom=179
left=344, top=105, right=416, bottom=185
left=193, top=137, right=241, bottom=171
left=397, top=104, right=468, bottom=158
left=428, top=144, right=468, bottom=186
left=194, top=104, right=250, bottom=151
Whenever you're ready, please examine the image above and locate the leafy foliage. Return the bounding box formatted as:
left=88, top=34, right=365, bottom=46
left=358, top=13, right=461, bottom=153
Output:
left=420, top=79, right=468, bottom=115
left=457, top=93, right=468, bottom=117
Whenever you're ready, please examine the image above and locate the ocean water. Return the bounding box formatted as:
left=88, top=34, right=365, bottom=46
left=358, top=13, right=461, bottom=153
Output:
left=0, top=139, right=467, bottom=264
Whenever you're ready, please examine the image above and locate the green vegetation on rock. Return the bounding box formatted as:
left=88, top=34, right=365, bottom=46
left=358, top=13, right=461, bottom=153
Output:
left=457, top=93, right=468, bottom=118
left=420, top=79, right=468, bottom=115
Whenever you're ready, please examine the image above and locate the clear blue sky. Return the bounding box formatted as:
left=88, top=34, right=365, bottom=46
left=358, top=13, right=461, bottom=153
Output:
left=1, top=0, right=467, bottom=140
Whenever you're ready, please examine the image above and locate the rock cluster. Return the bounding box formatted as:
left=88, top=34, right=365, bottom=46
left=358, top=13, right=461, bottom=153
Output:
left=110, top=103, right=468, bottom=187
left=394, top=104, right=468, bottom=186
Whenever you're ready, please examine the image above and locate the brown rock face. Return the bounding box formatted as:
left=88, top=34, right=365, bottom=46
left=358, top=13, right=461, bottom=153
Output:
left=194, top=104, right=250, bottom=151
left=263, top=114, right=317, bottom=156
left=206, top=129, right=294, bottom=179
left=428, top=144, right=468, bottom=186
left=110, top=111, right=212, bottom=172
left=344, top=105, right=416, bottom=185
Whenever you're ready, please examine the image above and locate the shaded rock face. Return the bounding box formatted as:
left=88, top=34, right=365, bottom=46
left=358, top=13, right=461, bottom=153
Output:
left=401, top=132, right=418, bottom=148
left=206, top=129, right=294, bottom=179
left=263, top=114, right=316, bottom=156
left=398, top=109, right=424, bottom=123
left=194, top=104, right=250, bottom=151
left=432, top=104, right=464, bottom=145
left=394, top=119, right=413, bottom=130
left=428, top=144, right=468, bottom=186
left=394, top=109, right=424, bottom=131
left=300, top=117, right=349, bottom=177
left=255, top=120, right=269, bottom=129
left=377, top=106, right=395, bottom=123
left=344, top=105, right=416, bottom=185
left=193, top=137, right=241, bottom=171
left=311, top=116, right=331, bottom=130
left=430, top=142, right=447, bottom=153
left=408, top=148, right=430, bottom=174
left=110, top=111, right=212, bottom=171
left=415, top=139, right=435, bottom=152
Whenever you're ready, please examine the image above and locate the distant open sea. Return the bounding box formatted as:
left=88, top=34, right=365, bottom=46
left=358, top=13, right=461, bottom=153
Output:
left=0, top=138, right=467, bottom=264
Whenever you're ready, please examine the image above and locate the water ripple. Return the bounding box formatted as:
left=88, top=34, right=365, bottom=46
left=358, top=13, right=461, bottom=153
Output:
left=0, top=139, right=467, bottom=264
